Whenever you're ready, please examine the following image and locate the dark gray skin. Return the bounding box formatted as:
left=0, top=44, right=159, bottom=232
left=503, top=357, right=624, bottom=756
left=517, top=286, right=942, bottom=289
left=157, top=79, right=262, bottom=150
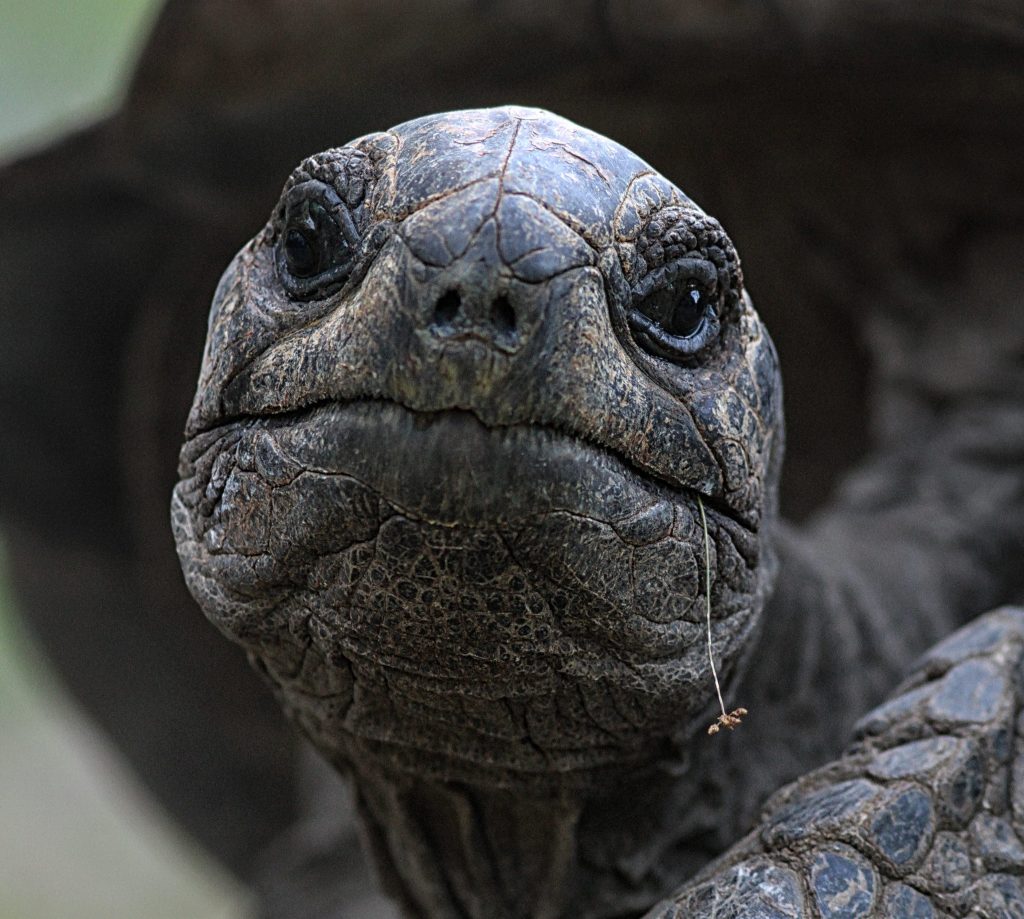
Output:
left=171, top=105, right=1024, bottom=919
left=173, top=107, right=782, bottom=917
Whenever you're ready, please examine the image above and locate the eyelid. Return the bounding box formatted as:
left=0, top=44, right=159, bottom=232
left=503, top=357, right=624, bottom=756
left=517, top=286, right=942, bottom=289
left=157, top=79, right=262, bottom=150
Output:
left=631, top=257, right=716, bottom=300
left=626, top=308, right=719, bottom=360
left=279, top=181, right=349, bottom=238
left=334, top=205, right=361, bottom=249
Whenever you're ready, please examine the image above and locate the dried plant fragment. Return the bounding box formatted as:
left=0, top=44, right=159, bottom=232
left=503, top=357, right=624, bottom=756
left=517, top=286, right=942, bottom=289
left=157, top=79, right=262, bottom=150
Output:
left=698, top=495, right=747, bottom=736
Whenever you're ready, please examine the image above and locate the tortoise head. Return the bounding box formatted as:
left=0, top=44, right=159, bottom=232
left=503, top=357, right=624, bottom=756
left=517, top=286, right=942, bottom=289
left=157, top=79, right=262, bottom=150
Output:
left=172, top=106, right=783, bottom=786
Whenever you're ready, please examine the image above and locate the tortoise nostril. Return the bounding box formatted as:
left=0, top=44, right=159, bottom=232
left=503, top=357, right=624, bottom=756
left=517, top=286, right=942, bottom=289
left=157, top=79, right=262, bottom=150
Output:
left=491, top=294, right=516, bottom=335
left=431, top=289, right=517, bottom=341
left=434, top=289, right=461, bottom=327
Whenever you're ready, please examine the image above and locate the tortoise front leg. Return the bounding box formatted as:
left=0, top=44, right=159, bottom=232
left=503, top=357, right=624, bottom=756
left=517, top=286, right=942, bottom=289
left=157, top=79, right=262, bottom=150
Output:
left=651, top=606, right=1024, bottom=917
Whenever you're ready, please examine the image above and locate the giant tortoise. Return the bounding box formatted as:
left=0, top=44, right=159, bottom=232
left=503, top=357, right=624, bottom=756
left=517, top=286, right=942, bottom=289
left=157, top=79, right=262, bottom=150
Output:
left=1, top=2, right=1022, bottom=917
left=170, top=103, right=1024, bottom=917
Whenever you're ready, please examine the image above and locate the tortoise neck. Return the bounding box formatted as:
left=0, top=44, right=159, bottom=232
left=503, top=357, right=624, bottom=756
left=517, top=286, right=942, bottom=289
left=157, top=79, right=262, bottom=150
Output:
left=347, top=747, right=728, bottom=919
left=351, top=765, right=582, bottom=919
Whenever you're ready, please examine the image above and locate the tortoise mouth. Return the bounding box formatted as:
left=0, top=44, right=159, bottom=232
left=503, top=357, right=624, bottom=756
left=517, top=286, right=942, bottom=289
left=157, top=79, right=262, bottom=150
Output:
left=251, top=398, right=698, bottom=527
left=191, top=396, right=748, bottom=533
left=176, top=395, right=761, bottom=666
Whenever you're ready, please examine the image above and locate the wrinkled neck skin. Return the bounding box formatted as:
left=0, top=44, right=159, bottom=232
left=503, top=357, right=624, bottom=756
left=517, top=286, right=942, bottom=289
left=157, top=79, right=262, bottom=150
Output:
left=337, top=536, right=817, bottom=919
left=346, top=732, right=738, bottom=919
left=338, top=524, right=891, bottom=919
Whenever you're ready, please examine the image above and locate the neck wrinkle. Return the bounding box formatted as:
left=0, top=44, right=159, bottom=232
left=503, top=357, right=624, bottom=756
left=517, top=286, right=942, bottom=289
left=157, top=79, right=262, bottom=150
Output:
left=348, top=735, right=735, bottom=919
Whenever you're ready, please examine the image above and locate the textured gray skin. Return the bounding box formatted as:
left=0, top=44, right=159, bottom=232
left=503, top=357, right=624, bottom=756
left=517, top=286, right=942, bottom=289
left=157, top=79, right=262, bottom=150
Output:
left=655, top=607, right=1024, bottom=919
left=173, top=107, right=782, bottom=916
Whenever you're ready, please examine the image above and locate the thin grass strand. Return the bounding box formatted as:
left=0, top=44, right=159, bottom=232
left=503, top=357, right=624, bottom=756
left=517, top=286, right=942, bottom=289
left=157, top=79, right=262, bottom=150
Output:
left=698, top=494, right=747, bottom=735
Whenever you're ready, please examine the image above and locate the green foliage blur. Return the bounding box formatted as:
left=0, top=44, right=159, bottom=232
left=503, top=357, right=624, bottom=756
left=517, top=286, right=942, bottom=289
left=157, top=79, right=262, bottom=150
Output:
left=0, top=0, right=156, bottom=155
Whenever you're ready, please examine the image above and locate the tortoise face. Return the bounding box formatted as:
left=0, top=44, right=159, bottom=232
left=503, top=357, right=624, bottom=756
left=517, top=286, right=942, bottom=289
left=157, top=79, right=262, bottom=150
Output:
left=172, top=107, right=783, bottom=785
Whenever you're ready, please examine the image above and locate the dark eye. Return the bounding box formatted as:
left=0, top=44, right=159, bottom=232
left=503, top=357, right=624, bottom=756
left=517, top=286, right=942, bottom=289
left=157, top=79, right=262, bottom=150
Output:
left=275, top=181, right=360, bottom=300
left=627, top=263, right=720, bottom=361
left=665, top=282, right=710, bottom=338
left=284, top=228, right=319, bottom=277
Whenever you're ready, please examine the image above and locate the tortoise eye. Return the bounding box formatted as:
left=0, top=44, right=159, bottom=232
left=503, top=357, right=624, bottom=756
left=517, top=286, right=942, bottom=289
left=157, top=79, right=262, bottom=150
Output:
left=284, top=227, right=319, bottom=278
left=627, top=262, right=721, bottom=361
left=276, top=181, right=359, bottom=300
left=663, top=282, right=710, bottom=339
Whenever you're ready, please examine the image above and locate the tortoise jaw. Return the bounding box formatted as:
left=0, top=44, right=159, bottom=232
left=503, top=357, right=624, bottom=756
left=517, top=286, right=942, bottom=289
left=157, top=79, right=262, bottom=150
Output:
left=172, top=395, right=766, bottom=782
left=183, top=394, right=757, bottom=534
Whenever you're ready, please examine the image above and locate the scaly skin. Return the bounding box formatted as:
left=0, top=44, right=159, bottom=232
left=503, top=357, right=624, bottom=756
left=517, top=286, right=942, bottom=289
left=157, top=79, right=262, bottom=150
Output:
left=654, top=607, right=1024, bottom=919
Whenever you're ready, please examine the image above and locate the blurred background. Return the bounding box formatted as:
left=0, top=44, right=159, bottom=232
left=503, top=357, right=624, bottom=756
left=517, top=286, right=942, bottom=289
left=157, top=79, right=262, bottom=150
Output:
left=0, top=2, right=246, bottom=916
